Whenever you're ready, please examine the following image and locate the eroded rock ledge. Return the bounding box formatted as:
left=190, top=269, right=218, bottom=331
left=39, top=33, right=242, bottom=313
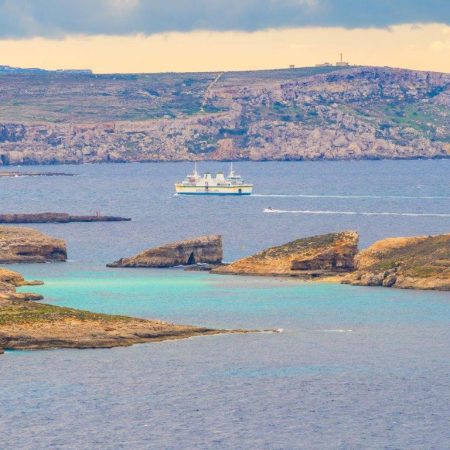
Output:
left=212, top=231, right=358, bottom=278
left=0, top=213, right=131, bottom=224
left=0, top=268, right=238, bottom=354
left=342, top=234, right=450, bottom=291
left=212, top=230, right=449, bottom=290
left=108, top=235, right=223, bottom=268
left=0, top=226, right=67, bottom=263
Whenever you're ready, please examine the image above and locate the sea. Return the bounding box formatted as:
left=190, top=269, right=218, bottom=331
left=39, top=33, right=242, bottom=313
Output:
left=0, top=160, right=449, bottom=450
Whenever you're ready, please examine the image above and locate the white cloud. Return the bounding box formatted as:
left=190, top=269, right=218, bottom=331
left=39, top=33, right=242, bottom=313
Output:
left=430, top=40, right=450, bottom=52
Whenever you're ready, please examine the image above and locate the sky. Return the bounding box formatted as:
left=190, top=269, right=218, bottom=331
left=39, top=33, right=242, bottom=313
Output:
left=0, top=0, right=449, bottom=73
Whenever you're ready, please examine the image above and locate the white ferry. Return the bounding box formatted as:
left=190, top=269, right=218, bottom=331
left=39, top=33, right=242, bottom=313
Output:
left=175, top=163, right=253, bottom=195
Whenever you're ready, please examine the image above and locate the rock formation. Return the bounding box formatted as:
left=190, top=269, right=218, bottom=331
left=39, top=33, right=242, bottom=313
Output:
left=212, top=231, right=358, bottom=277
left=0, top=213, right=131, bottom=223
left=342, top=234, right=450, bottom=290
left=108, top=235, right=223, bottom=268
left=0, top=267, right=43, bottom=302
left=0, top=226, right=67, bottom=263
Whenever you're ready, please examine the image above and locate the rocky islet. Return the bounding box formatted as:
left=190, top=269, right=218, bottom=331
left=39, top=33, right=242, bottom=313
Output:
left=107, top=235, right=223, bottom=268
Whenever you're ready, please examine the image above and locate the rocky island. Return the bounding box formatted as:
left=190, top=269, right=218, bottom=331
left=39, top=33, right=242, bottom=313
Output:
left=108, top=235, right=223, bottom=268
left=0, top=268, right=234, bottom=354
left=0, top=213, right=131, bottom=224
left=342, top=234, right=450, bottom=290
left=0, top=226, right=67, bottom=263
left=212, top=231, right=358, bottom=278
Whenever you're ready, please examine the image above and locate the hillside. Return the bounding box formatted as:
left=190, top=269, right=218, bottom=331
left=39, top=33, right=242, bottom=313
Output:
left=0, top=66, right=449, bottom=164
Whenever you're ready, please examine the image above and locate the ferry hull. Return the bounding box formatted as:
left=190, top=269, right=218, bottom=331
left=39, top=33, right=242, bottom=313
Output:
left=175, top=184, right=253, bottom=195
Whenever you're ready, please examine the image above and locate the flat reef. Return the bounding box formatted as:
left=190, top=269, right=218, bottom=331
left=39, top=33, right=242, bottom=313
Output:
left=0, top=212, right=131, bottom=223
left=0, top=171, right=75, bottom=177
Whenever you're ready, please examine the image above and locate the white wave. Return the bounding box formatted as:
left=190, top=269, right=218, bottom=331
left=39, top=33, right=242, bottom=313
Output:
left=263, top=208, right=450, bottom=217
left=320, top=329, right=353, bottom=333
left=254, top=194, right=450, bottom=200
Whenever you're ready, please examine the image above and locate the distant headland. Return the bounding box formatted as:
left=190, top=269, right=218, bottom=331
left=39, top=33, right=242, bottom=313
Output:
left=0, top=65, right=449, bottom=165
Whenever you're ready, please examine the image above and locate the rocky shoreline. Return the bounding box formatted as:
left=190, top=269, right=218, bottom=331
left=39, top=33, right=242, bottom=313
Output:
left=210, top=231, right=449, bottom=291
left=342, top=234, right=450, bottom=290
left=0, top=267, right=243, bottom=355
left=0, top=213, right=131, bottom=224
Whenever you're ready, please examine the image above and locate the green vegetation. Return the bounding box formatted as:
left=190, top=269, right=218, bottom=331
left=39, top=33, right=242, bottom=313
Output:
left=365, top=235, right=450, bottom=279
left=0, top=301, right=134, bottom=326
left=260, top=232, right=355, bottom=258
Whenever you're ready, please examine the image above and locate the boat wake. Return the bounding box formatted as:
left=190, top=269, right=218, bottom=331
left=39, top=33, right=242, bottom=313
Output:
left=319, top=329, right=353, bottom=333
left=254, top=194, right=450, bottom=200
left=263, top=208, right=450, bottom=217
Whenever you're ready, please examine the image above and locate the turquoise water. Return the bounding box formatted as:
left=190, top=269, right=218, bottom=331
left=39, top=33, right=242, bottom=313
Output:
left=15, top=265, right=450, bottom=330
left=1, top=161, right=450, bottom=449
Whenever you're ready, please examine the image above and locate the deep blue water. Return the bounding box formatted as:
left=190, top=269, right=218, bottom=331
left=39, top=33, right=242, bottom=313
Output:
left=0, top=161, right=449, bottom=449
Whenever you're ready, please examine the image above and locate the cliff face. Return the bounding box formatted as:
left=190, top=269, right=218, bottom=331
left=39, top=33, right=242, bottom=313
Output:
left=342, top=234, right=450, bottom=290
left=213, top=231, right=358, bottom=277
left=108, top=235, right=223, bottom=268
left=0, top=226, right=67, bottom=263
left=1, top=66, right=449, bottom=165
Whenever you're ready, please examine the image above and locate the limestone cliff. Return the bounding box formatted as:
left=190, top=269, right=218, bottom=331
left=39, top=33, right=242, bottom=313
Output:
left=212, top=231, right=358, bottom=277
left=342, top=234, right=450, bottom=291
left=107, top=235, right=223, bottom=268
left=0, top=226, right=67, bottom=263
left=1, top=66, right=450, bottom=164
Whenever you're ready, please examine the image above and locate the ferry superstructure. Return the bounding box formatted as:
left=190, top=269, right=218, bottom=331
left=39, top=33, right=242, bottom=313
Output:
left=175, top=163, right=253, bottom=195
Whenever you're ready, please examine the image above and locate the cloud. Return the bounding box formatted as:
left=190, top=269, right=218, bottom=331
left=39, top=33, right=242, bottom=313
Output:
left=430, top=40, right=450, bottom=52
left=0, top=0, right=449, bottom=38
